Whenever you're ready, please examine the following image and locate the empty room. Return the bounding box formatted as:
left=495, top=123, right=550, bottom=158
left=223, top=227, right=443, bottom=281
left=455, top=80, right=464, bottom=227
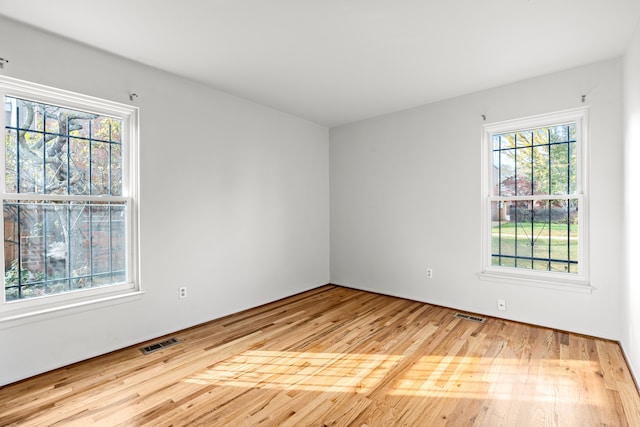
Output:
left=1, top=0, right=640, bottom=425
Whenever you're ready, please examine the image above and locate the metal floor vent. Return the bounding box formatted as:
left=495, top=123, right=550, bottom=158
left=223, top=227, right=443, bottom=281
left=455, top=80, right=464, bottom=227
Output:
left=454, top=313, right=486, bottom=323
left=141, top=337, right=180, bottom=355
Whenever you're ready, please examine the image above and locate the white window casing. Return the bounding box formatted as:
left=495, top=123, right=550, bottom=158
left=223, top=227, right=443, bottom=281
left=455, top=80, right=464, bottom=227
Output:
left=0, top=75, right=142, bottom=324
left=479, top=107, right=591, bottom=292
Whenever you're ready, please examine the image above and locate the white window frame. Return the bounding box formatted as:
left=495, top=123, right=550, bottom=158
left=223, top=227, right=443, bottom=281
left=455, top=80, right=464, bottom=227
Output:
left=0, top=75, right=142, bottom=324
left=479, top=108, right=591, bottom=292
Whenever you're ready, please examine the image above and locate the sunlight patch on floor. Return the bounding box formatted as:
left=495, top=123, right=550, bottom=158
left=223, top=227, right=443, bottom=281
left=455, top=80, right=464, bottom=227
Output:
left=389, top=354, right=598, bottom=401
left=184, top=349, right=599, bottom=402
left=184, top=350, right=404, bottom=393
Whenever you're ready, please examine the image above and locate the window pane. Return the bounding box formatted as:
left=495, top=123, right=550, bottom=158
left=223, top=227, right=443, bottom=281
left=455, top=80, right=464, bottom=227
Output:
left=44, top=135, right=68, bottom=195
left=4, top=97, right=123, bottom=196
left=546, top=199, right=579, bottom=273
left=91, top=205, right=111, bottom=276
left=516, top=131, right=532, bottom=148
left=514, top=200, right=534, bottom=268
left=19, top=131, right=44, bottom=193
left=493, top=134, right=514, bottom=151
left=550, top=125, right=569, bottom=143
left=515, top=147, right=533, bottom=196
left=533, top=128, right=549, bottom=145
left=4, top=203, right=46, bottom=300
left=492, top=135, right=500, bottom=151
left=69, top=137, right=89, bottom=195
left=491, top=255, right=500, bottom=267
left=111, top=205, right=126, bottom=275
left=5, top=129, right=17, bottom=193
left=498, top=149, right=516, bottom=196
left=91, top=141, right=110, bottom=195
left=16, top=99, right=44, bottom=132
left=491, top=201, right=516, bottom=266
left=491, top=202, right=502, bottom=262
left=549, top=261, right=570, bottom=273
left=69, top=204, right=90, bottom=289
left=532, top=144, right=549, bottom=195
left=44, top=110, right=59, bottom=134
left=490, top=198, right=578, bottom=274
left=91, top=116, right=122, bottom=143
left=569, top=199, right=579, bottom=266
left=549, top=143, right=568, bottom=195
left=501, top=133, right=515, bottom=149
left=501, top=257, right=516, bottom=268
left=569, top=142, right=577, bottom=194
left=4, top=97, right=17, bottom=129
left=568, top=123, right=577, bottom=141
left=3, top=201, right=127, bottom=300
left=531, top=200, right=551, bottom=269
left=111, top=121, right=121, bottom=143
left=111, top=144, right=122, bottom=196
left=43, top=204, right=69, bottom=283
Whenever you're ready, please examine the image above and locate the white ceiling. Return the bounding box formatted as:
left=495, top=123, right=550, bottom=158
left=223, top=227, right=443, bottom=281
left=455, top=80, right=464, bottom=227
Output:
left=1, top=0, right=639, bottom=127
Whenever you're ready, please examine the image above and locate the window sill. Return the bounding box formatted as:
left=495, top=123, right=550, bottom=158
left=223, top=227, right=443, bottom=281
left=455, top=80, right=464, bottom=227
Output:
left=478, top=271, right=593, bottom=294
left=0, top=289, right=145, bottom=329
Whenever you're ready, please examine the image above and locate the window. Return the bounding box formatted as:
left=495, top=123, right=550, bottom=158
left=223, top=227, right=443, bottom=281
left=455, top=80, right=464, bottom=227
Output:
left=480, top=108, right=589, bottom=290
left=1, top=76, right=140, bottom=320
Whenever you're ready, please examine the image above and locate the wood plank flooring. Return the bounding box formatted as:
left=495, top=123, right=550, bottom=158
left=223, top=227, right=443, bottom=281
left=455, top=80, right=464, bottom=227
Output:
left=1, top=285, right=639, bottom=426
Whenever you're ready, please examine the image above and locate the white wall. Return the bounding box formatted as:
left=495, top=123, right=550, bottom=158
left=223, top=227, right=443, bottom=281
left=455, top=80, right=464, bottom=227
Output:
left=622, top=23, right=640, bottom=382
left=0, top=17, right=330, bottom=386
left=331, top=59, right=623, bottom=339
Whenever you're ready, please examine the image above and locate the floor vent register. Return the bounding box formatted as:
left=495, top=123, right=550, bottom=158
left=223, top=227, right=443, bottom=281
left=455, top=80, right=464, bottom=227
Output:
left=141, top=337, right=181, bottom=355
left=453, top=313, right=486, bottom=323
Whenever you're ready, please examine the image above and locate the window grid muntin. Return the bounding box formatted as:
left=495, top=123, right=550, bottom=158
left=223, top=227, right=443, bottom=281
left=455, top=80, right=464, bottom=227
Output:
left=490, top=122, right=579, bottom=274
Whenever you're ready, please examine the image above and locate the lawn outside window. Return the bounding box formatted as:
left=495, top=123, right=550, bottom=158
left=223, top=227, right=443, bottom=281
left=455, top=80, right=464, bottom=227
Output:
left=0, top=76, right=141, bottom=323
left=479, top=108, right=590, bottom=292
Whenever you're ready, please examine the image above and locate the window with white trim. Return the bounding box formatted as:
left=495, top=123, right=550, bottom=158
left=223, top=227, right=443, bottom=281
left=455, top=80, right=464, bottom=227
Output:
left=1, top=76, right=139, bottom=318
left=480, top=108, right=589, bottom=288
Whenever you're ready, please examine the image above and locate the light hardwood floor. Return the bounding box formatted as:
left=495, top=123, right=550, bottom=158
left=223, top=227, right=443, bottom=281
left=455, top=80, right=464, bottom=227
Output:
left=1, top=285, right=639, bottom=426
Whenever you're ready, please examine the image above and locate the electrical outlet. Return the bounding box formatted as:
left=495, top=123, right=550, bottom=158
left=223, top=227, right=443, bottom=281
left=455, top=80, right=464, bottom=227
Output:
left=179, top=287, right=187, bottom=299
left=497, top=299, right=506, bottom=311
left=426, top=269, right=433, bottom=279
